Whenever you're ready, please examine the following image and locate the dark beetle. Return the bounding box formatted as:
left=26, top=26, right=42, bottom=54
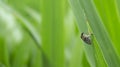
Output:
left=81, top=32, right=92, bottom=45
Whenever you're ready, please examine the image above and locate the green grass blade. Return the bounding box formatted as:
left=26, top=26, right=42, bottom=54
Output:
left=11, top=41, right=31, bottom=67
left=81, top=53, right=90, bottom=67
left=69, top=0, right=97, bottom=67
left=78, top=0, right=120, bottom=67
left=0, top=37, right=10, bottom=67
left=69, top=36, right=84, bottom=67
left=25, top=7, right=41, bottom=24
left=29, top=48, right=42, bottom=67
left=94, top=0, right=120, bottom=57
left=0, top=2, right=41, bottom=50
left=15, top=13, right=41, bottom=49
left=41, top=0, right=65, bottom=67
left=92, top=36, right=108, bottom=67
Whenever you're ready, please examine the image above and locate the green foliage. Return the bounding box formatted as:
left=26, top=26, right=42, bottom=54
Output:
left=69, top=0, right=120, bottom=67
left=0, top=0, right=120, bottom=67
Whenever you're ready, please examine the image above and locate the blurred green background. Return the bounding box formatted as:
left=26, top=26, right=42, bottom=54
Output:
left=0, top=0, right=120, bottom=67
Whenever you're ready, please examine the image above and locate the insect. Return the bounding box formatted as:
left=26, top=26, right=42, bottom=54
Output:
left=81, top=32, right=92, bottom=45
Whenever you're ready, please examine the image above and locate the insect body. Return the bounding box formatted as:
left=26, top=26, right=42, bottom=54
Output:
left=81, top=32, right=92, bottom=45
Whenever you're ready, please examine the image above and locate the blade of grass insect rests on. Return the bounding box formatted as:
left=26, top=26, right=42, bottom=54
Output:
left=87, top=24, right=107, bottom=67
left=69, top=0, right=97, bottom=67
left=79, top=0, right=120, bottom=66
left=94, top=0, right=120, bottom=57
left=41, top=0, right=65, bottom=67
left=92, top=34, right=108, bottom=67
left=69, top=0, right=87, bottom=33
